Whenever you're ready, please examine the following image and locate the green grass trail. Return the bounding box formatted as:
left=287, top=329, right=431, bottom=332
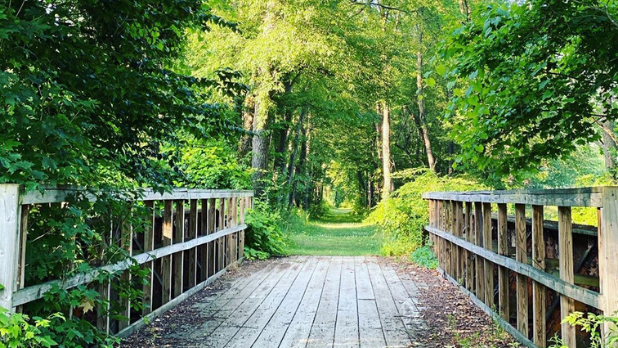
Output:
left=285, top=208, right=381, bottom=256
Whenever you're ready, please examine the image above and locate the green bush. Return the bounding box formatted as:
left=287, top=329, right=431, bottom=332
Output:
left=244, top=200, right=287, bottom=259
left=367, top=169, right=483, bottom=256
left=308, top=201, right=330, bottom=220
left=0, top=307, right=58, bottom=348
left=410, top=246, right=438, bottom=269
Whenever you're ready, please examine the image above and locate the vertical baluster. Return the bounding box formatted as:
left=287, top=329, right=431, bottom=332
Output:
left=498, top=203, right=509, bottom=321
left=532, top=205, right=546, bottom=347
left=142, top=201, right=155, bottom=316
left=482, top=203, right=493, bottom=308
left=161, top=200, right=173, bottom=305
left=187, top=200, right=198, bottom=290
left=118, top=207, right=133, bottom=331
left=515, top=203, right=529, bottom=338
left=474, top=202, right=485, bottom=303
left=173, top=201, right=185, bottom=298
left=558, top=206, right=576, bottom=348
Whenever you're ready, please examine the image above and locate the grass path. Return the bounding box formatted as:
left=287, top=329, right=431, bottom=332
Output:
left=285, top=208, right=381, bottom=256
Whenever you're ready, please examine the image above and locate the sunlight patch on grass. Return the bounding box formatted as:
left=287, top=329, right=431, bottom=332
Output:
left=285, top=209, right=381, bottom=256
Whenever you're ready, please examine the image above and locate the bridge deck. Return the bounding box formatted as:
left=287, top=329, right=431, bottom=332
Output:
left=123, top=256, right=428, bottom=347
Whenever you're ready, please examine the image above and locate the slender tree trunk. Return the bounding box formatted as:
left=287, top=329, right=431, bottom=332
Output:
left=286, top=108, right=308, bottom=206
left=458, top=0, right=471, bottom=22
left=601, top=120, right=617, bottom=171
left=303, top=116, right=312, bottom=209
left=367, top=175, right=373, bottom=209
left=381, top=101, right=393, bottom=200
left=415, top=26, right=436, bottom=172
left=238, top=95, right=255, bottom=159
left=251, top=98, right=272, bottom=196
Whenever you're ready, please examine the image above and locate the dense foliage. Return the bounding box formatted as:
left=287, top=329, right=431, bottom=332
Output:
left=367, top=170, right=483, bottom=256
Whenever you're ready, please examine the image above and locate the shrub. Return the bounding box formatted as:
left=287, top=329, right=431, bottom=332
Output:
left=0, top=307, right=58, bottom=348
left=367, top=169, right=483, bottom=256
left=244, top=200, right=287, bottom=259
left=307, top=201, right=330, bottom=220
left=410, top=246, right=438, bottom=269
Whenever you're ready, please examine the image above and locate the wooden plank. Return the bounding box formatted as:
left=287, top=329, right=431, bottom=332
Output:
left=21, top=188, right=254, bottom=205
left=454, top=201, right=464, bottom=284
left=278, top=259, right=330, bottom=348
left=483, top=203, right=494, bottom=308
left=424, top=226, right=600, bottom=309
left=118, top=210, right=133, bottom=331
left=444, top=201, right=452, bottom=277
left=465, top=202, right=474, bottom=292
left=474, top=202, right=485, bottom=303
left=208, top=198, right=216, bottom=277
left=187, top=199, right=198, bottom=290
left=307, top=257, right=342, bottom=348
left=422, top=187, right=603, bottom=207
left=142, top=201, right=155, bottom=316
left=0, top=184, right=20, bottom=311
left=599, top=187, right=618, bottom=335
left=532, top=205, right=546, bottom=347
left=199, top=199, right=208, bottom=282
left=355, top=260, right=374, bottom=300
left=16, top=204, right=30, bottom=312
left=515, top=204, right=529, bottom=338
left=161, top=200, right=173, bottom=305
left=366, top=262, right=411, bottom=347
left=173, top=201, right=185, bottom=299
left=498, top=203, right=509, bottom=321
left=558, top=206, right=576, bottom=348
left=358, top=299, right=387, bottom=348
left=334, top=258, right=359, bottom=348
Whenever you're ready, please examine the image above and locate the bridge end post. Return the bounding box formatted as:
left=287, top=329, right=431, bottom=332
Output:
left=0, top=184, right=21, bottom=312
left=600, top=187, right=618, bottom=334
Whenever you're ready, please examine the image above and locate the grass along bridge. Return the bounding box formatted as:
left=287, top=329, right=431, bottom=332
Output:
left=1, top=185, right=615, bottom=348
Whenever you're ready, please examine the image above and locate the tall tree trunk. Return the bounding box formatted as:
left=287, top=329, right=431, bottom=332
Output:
left=274, top=78, right=298, bottom=174
left=251, top=98, right=272, bottom=196
left=415, top=26, right=436, bottom=172
left=367, top=175, right=373, bottom=209
left=600, top=120, right=617, bottom=171
left=303, top=116, right=312, bottom=209
left=381, top=101, right=393, bottom=200
left=286, top=108, right=308, bottom=206
left=238, top=95, right=255, bottom=159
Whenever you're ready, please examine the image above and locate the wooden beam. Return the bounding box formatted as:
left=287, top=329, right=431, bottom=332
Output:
left=422, top=188, right=602, bottom=207
left=483, top=203, right=494, bottom=308
left=142, top=201, right=155, bottom=316
left=187, top=200, right=198, bottom=290
left=532, top=205, right=546, bottom=347
left=465, top=202, right=474, bottom=292
left=118, top=209, right=133, bottom=331
left=475, top=202, right=485, bottom=303
left=0, top=184, right=20, bottom=312
left=600, top=187, right=618, bottom=334
left=498, top=203, right=509, bottom=321
left=558, top=206, right=576, bottom=348
left=515, top=204, right=529, bottom=338
left=161, top=201, right=173, bottom=305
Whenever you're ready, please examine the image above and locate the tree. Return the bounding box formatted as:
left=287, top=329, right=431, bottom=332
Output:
left=444, top=0, right=618, bottom=178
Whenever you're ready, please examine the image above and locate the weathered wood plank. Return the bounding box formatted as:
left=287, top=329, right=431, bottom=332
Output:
left=558, top=206, right=576, bottom=348
left=515, top=204, right=529, bottom=338
left=465, top=202, right=474, bottom=292
left=161, top=200, right=174, bottom=305
left=475, top=202, right=485, bottom=303
left=498, top=203, right=509, bottom=321
left=173, top=201, right=185, bottom=299
left=118, top=213, right=133, bottom=331
left=0, top=184, right=20, bottom=311
left=142, top=201, right=155, bottom=316
left=422, top=188, right=603, bottom=207
left=599, top=187, right=618, bottom=336
left=366, top=262, right=411, bottom=347
left=187, top=199, right=198, bottom=290
left=306, top=257, right=342, bottom=348
left=532, top=205, right=546, bottom=347
left=483, top=203, right=494, bottom=308
left=334, top=258, right=359, bottom=348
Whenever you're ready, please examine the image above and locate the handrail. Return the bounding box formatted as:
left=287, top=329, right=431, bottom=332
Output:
left=423, top=186, right=618, bottom=348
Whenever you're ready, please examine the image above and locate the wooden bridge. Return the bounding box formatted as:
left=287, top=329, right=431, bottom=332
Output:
left=0, top=185, right=616, bottom=348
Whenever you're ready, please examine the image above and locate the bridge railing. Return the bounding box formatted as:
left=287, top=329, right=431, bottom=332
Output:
left=423, top=187, right=618, bottom=348
left=0, top=184, right=253, bottom=337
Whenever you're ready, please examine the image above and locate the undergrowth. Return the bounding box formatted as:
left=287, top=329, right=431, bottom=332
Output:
left=367, top=169, right=484, bottom=257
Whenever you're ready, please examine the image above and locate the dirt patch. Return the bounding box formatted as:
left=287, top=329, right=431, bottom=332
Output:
left=391, top=258, right=522, bottom=348
left=119, top=259, right=270, bottom=348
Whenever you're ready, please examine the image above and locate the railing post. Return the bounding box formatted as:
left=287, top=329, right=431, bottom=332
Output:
left=515, top=204, right=528, bottom=338
left=498, top=203, right=509, bottom=321
left=532, top=205, right=546, bottom=347
left=0, top=184, right=20, bottom=312
left=600, top=187, right=618, bottom=330
left=558, top=206, right=576, bottom=348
